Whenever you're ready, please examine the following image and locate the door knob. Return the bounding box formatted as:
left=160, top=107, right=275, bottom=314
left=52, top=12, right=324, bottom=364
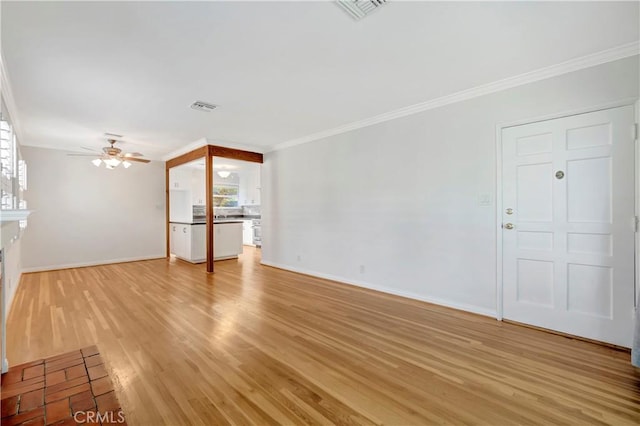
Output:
left=504, top=223, right=514, bottom=230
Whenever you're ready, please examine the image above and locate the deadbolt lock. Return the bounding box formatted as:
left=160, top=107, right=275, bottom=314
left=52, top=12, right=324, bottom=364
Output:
left=506, top=208, right=513, bottom=215
left=555, top=171, right=565, bottom=179
left=504, top=223, right=514, bottom=230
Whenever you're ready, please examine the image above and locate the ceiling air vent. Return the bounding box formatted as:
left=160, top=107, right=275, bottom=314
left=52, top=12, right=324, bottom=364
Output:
left=190, top=101, right=218, bottom=112
left=336, top=0, right=387, bottom=21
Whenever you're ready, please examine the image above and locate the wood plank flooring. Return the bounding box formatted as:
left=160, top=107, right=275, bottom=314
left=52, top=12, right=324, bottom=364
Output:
left=6, top=247, right=640, bottom=425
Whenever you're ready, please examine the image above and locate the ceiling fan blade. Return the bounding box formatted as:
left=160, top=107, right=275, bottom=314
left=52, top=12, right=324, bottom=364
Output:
left=67, top=153, right=100, bottom=157
left=124, top=152, right=143, bottom=157
left=125, top=157, right=150, bottom=163
left=80, top=146, right=101, bottom=152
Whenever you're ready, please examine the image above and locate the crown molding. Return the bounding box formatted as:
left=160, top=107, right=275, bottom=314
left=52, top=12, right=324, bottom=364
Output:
left=0, top=51, right=25, bottom=143
left=270, top=41, right=640, bottom=152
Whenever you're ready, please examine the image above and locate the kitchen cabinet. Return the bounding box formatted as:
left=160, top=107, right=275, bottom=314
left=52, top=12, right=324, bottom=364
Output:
left=170, top=223, right=186, bottom=260
left=170, top=166, right=206, bottom=222
left=170, top=223, right=176, bottom=254
left=242, top=220, right=254, bottom=246
left=191, top=169, right=206, bottom=205
left=170, top=223, right=206, bottom=263
left=169, top=167, right=197, bottom=222
left=169, top=168, right=191, bottom=190
left=240, top=169, right=261, bottom=205
left=215, top=222, right=243, bottom=259
left=250, top=170, right=261, bottom=205
left=191, top=224, right=206, bottom=261
left=169, top=190, right=191, bottom=223
left=171, top=222, right=243, bottom=263
left=239, top=175, right=249, bottom=206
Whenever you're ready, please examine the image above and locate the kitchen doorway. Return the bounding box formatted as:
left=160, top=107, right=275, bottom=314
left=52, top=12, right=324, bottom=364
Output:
left=166, top=145, right=263, bottom=273
left=212, top=157, right=262, bottom=263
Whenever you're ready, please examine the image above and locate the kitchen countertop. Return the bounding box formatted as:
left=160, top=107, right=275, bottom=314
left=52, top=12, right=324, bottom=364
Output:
left=170, top=215, right=260, bottom=226
left=170, top=220, right=244, bottom=225
left=217, top=215, right=261, bottom=219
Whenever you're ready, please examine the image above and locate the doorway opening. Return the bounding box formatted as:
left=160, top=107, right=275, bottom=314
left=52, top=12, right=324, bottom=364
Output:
left=165, top=145, right=263, bottom=273
left=212, top=156, right=262, bottom=264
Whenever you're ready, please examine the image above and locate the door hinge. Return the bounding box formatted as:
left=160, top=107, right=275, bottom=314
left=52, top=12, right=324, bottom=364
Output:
left=635, top=216, right=639, bottom=232
left=634, top=123, right=639, bottom=141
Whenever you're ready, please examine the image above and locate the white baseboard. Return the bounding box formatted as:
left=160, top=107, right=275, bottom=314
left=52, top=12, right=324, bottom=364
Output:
left=260, top=260, right=497, bottom=318
left=21, top=254, right=167, bottom=273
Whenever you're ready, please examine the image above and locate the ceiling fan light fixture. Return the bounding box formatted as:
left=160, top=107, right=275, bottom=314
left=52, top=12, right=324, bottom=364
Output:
left=217, top=171, right=231, bottom=178
left=104, top=157, right=121, bottom=168
left=71, top=137, right=149, bottom=169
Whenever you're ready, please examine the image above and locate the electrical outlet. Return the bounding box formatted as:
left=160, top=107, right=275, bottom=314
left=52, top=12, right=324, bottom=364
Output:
left=359, top=265, right=365, bottom=274
left=297, top=255, right=301, bottom=262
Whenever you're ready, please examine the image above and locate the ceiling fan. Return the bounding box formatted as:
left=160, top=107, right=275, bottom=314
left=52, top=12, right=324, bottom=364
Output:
left=68, top=139, right=150, bottom=169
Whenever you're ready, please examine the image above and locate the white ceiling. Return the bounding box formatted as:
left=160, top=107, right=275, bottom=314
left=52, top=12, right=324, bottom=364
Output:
left=1, top=1, right=638, bottom=159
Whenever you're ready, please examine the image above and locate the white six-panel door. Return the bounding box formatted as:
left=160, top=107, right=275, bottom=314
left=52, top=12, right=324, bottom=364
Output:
left=502, top=105, right=635, bottom=347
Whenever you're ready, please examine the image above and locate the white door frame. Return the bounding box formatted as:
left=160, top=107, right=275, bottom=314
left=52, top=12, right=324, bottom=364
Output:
left=495, top=97, right=639, bottom=321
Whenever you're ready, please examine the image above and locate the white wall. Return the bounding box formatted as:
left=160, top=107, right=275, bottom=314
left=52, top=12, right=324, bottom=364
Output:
left=261, top=56, right=640, bottom=316
left=21, top=146, right=166, bottom=271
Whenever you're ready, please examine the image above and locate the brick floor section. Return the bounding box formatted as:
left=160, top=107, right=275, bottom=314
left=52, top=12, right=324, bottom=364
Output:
left=1, top=347, right=126, bottom=425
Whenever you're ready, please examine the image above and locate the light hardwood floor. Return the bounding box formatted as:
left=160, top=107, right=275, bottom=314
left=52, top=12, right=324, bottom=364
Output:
left=7, top=247, right=640, bottom=425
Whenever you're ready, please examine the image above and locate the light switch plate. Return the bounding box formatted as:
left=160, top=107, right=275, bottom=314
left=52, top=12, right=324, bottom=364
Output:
left=478, top=193, right=493, bottom=206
